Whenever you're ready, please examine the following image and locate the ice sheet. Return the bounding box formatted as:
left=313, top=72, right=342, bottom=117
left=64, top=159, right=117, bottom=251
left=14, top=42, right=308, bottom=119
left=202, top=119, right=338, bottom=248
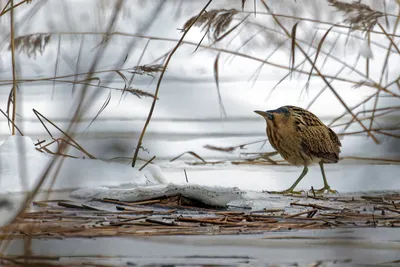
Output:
left=0, top=136, right=165, bottom=193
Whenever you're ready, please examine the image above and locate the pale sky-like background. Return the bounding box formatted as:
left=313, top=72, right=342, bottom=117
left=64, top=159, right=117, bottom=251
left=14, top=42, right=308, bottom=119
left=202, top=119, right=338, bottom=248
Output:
left=0, top=0, right=398, bottom=162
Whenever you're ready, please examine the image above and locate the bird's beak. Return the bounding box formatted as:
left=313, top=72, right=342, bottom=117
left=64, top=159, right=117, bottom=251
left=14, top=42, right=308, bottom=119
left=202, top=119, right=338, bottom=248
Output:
left=254, top=110, right=274, bottom=120
left=254, top=110, right=268, bottom=117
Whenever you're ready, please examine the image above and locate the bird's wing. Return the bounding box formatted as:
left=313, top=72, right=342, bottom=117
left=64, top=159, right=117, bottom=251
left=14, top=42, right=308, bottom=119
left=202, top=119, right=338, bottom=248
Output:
left=300, top=126, right=341, bottom=163
left=289, top=106, right=325, bottom=127
left=328, top=127, right=342, bottom=148
left=288, top=106, right=342, bottom=162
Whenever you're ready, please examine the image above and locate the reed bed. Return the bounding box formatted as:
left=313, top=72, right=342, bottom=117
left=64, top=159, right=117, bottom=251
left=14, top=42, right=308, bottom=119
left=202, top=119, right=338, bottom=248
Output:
left=0, top=0, right=400, bottom=263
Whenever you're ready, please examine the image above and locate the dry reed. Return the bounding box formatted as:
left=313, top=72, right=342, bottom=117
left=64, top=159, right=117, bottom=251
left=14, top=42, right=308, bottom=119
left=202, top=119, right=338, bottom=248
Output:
left=0, top=0, right=399, bottom=260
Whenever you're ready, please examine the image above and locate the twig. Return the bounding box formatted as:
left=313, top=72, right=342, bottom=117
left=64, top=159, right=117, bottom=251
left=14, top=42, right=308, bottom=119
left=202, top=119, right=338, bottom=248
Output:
left=139, top=155, right=156, bottom=171
left=131, top=0, right=214, bottom=167
left=32, top=109, right=96, bottom=159
left=311, top=186, right=316, bottom=197
left=284, top=209, right=318, bottom=219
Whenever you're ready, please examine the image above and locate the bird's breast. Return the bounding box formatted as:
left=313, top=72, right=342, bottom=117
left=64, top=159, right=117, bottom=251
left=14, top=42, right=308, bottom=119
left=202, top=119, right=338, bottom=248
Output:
left=266, top=125, right=316, bottom=166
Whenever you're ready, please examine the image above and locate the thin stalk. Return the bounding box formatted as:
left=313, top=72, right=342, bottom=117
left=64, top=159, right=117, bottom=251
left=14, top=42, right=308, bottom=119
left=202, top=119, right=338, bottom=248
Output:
left=131, top=0, right=214, bottom=167
left=369, top=19, right=400, bottom=133
left=0, top=1, right=125, bottom=254
left=1, top=32, right=397, bottom=96
left=10, top=0, right=17, bottom=135
left=0, top=0, right=29, bottom=16
left=238, top=10, right=400, bottom=38
left=260, top=0, right=379, bottom=143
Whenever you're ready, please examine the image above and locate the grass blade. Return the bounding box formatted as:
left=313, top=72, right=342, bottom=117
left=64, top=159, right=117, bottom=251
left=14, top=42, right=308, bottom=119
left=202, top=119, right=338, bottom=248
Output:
left=213, top=52, right=227, bottom=118
left=83, top=91, right=112, bottom=132
left=170, top=151, right=207, bottom=163
left=51, top=34, right=61, bottom=100
left=115, top=70, right=128, bottom=91
left=289, top=21, right=299, bottom=78
left=307, top=26, right=334, bottom=83
left=72, top=34, right=85, bottom=95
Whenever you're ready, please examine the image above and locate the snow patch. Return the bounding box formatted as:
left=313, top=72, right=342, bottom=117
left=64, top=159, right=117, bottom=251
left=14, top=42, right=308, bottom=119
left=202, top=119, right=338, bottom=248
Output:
left=71, top=183, right=245, bottom=207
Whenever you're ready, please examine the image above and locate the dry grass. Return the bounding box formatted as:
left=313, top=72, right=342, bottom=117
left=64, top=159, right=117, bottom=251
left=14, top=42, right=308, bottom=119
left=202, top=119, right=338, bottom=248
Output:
left=328, top=0, right=384, bottom=33
left=183, top=9, right=238, bottom=40
left=131, top=0, right=213, bottom=168
left=1, top=193, right=400, bottom=239
left=1, top=192, right=399, bottom=265
left=10, top=34, right=51, bottom=58
left=179, top=1, right=399, bottom=144
left=0, top=0, right=400, bottom=261
left=0, top=0, right=397, bottom=185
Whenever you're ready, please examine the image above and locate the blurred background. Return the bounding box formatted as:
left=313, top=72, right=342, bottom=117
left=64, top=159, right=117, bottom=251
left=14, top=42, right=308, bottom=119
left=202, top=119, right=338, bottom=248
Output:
left=0, top=1, right=400, bottom=265
left=0, top=0, right=399, bottom=172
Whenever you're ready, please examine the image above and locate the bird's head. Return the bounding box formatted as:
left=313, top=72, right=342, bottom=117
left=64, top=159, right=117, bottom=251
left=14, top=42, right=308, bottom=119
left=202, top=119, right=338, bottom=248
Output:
left=254, top=106, right=291, bottom=128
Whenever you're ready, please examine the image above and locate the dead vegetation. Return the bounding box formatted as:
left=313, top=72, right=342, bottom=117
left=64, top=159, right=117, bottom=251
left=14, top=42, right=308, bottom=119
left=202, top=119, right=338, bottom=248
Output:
left=169, top=139, right=400, bottom=166
left=10, top=34, right=51, bottom=58
left=166, top=0, right=399, bottom=165
left=328, top=0, right=384, bottom=33
left=1, top=192, right=399, bottom=239
left=0, top=0, right=399, bottom=263
left=226, top=1, right=397, bottom=140
left=183, top=9, right=239, bottom=40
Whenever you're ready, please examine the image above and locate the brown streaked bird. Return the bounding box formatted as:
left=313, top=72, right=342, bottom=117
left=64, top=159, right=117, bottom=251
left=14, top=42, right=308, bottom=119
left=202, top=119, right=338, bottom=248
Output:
left=254, top=106, right=341, bottom=194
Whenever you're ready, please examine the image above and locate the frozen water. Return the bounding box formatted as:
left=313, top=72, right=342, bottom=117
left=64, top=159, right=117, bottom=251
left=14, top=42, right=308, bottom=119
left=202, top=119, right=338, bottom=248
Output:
left=0, top=1, right=399, bottom=264
left=4, top=228, right=400, bottom=266
left=0, top=136, right=165, bottom=193
left=0, top=135, right=399, bottom=204
left=0, top=135, right=167, bottom=226
left=160, top=162, right=400, bottom=193
left=2, top=134, right=399, bottom=227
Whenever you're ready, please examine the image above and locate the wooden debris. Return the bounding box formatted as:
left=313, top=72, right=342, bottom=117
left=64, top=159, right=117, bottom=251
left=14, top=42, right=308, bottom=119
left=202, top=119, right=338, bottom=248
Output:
left=1, top=193, right=399, bottom=240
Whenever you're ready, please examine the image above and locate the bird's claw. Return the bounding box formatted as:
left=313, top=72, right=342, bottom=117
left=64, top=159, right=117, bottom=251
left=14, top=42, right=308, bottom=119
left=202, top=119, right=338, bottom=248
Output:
left=311, top=186, right=338, bottom=195
left=264, top=189, right=305, bottom=196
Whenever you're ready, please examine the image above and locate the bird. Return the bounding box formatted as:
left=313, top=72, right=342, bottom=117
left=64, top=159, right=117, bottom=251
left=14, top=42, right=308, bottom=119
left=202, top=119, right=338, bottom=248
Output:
left=254, top=105, right=341, bottom=195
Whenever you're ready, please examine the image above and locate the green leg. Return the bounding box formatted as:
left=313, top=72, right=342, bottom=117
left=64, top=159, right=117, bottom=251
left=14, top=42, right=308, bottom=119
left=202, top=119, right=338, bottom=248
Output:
left=266, top=166, right=308, bottom=195
left=314, top=162, right=338, bottom=194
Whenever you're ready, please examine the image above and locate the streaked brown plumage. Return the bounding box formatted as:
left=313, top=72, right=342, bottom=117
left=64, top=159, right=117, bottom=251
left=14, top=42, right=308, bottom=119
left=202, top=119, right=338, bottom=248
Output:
left=254, top=105, right=341, bottom=194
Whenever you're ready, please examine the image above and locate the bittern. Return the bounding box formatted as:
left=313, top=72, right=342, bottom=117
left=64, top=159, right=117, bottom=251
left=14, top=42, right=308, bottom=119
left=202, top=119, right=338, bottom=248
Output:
left=254, top=106, right=341, bottom=195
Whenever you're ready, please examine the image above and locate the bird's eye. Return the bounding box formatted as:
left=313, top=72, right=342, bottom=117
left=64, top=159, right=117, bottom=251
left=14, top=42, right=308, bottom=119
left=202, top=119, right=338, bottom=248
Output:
left=267, top=113, right=274, bottom=120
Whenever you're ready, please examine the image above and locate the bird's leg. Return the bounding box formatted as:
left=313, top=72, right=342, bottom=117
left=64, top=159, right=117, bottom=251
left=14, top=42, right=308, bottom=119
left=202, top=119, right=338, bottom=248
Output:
left=313, top=162, right=338, bottom=194
left=266, top=166, right=308, bottom=195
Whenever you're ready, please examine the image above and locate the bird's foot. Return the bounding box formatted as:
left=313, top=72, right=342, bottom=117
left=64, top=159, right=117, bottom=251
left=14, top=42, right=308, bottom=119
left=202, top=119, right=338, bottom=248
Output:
left=264, top=189, right=305, bottom=196
left=311, top=186, right=338, bottom=195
